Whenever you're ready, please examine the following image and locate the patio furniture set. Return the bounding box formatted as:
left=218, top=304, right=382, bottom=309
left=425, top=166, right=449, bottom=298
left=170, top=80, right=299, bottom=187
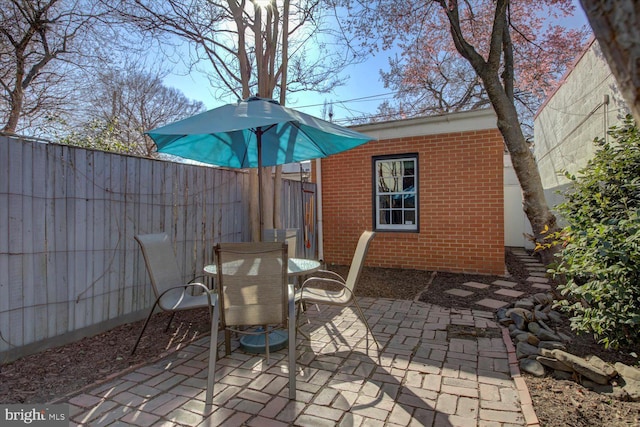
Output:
left=132, top=230, right=377, bottom=411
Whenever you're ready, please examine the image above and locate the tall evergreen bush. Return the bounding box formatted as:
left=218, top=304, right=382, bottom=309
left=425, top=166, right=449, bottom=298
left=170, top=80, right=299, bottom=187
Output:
left=550, top=115, right=640, bottom=349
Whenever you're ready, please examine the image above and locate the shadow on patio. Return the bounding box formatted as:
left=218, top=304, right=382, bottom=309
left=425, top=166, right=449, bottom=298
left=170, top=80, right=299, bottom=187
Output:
left=64, top=297, right=530, bottom=426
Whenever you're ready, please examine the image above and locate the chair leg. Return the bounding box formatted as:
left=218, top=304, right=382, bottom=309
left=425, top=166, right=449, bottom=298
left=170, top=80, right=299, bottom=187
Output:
left=164, top=312, right=177, bottom=332
left=288, top=291, right=296, bottom=400
left=131, top=301, right=160, bottom=355
left=352, top=298, right=381, bottom=351
left=264, top=325, right=270, bottom=364
left=295, top=300, right=311, bottom=340
left=224, top=330, right=231, bottom=356
left=205, top=303, right=220, bottom=409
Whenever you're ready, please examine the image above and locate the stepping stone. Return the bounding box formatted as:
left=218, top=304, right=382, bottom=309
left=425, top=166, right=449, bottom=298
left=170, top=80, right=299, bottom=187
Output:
left=445, top=288, right=475, bottom=297
left=529, top=272, right=547, bottom=277
left=532, top=284, right=552, bottom=290
left=461, top=281, right=490, bottom=289
left=494, top=289, right=525, bottom=298
left=492, top=280, right=518, bottom=288
left=526, top=276, right=549, bottom=283
left=527, top=267, right=547, bottom=272
left=476, top=298, right=510, bottom=309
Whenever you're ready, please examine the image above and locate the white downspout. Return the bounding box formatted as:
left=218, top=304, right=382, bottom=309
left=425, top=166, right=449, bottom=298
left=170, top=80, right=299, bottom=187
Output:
left=315, top=158, right=324, bottom=261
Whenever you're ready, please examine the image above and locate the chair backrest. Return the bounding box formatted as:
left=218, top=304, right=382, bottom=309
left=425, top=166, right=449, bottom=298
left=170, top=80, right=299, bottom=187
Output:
left=134, top=233, right=184, bottom=298
left=214, top=242, right=288, bottom=327
left=344, top=231, right=376, bottom=293
left=263, top=228, right=298, bottom=259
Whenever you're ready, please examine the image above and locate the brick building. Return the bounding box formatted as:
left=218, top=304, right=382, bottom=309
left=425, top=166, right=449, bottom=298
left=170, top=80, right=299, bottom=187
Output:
left=314, top=108, right=505, bottom=275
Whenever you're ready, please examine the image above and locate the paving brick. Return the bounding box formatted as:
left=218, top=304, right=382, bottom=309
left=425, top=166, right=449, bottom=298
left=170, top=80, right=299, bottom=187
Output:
left=435, top=393, right=458, bottom=415
left=479, top=408, right=525, bottom=424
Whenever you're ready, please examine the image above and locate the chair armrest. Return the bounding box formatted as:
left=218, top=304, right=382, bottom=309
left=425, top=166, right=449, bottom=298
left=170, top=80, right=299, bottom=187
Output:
left=298, top=276, right=354, bottom=299
left=189, top=275, right=207, bottom=284
left=157, top=282, right=216, bottom=307
left=306, top=269, right=346, bottom=283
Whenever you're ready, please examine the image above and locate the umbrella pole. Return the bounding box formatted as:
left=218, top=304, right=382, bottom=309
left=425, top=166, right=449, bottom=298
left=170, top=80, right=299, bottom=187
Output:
left=257, top=128, right=263, bottom=242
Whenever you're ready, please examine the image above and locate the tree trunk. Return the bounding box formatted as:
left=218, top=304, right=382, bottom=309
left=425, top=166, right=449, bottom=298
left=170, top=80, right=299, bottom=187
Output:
left=484, top=77, right=558, bottom=263
left=580, top=0, right=640, bottom=124
left=440, top=0, right=559, bottom=264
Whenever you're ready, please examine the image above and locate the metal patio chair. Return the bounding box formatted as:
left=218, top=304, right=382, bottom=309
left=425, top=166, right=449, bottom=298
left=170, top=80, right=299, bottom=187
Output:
left=132, top=233, right=217, bottom=355
left=206, top=241, right=296, bottom=402
left=295, top=230, right=380, bottom=350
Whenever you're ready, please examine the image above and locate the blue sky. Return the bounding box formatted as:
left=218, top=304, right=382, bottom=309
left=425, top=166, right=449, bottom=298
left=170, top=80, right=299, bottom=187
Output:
left=163, top=1, right=589, bottom=125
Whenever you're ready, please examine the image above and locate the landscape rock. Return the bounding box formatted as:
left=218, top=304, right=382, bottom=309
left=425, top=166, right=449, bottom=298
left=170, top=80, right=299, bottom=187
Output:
left=533, top=293, right=553, bottom=305
left=622, top=379, right=640, bottom=401
left=520, top=358, right=545, bottom=377
left=551, top=350, right=611, bottom=385
left=536, top=356, right=573, bottom=372
left=537, top=341, right=567, bottom=351
left=516, top=341, right=540, bottom=359
left=514, top=299, right=535, bottom=309
left=585, top=355, right=617, bottom=378
left=500, top=293, right=636, bottom=403
left=506, top=307, right=533, bottom=320
left=615, top=362, right=640, bottom=382
left=547, top=310, right=563, bottom=323
left=511, top=312, right=526, bottom=330
left=533, top=309, right=549, bottom=321
left=537, top=329, right=562, bottom=342
left=552, top=370, right=574, bottom=380
left=527, top=321, right=541, bottom=335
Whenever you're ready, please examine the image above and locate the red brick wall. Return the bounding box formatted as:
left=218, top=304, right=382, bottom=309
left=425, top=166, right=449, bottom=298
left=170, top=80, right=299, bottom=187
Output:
left=316, top=129, right=505, bottom=275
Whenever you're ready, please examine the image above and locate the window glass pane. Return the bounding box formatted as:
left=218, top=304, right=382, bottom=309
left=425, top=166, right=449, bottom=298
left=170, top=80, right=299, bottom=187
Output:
left=379, top=209, right=390, bottom=224
left=405, top=195, right=415, bottom=208
left=405, top=210, right=415, bottom=225
left=403, top=160, right=415, bottom=176
left=402, top=176, right=414, bottom=192
left=391, top=210, right=403, bottom=224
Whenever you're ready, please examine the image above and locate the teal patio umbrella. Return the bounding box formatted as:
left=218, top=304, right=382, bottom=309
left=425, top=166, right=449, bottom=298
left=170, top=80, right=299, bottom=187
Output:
left=146, top=96, right=373, bottom=235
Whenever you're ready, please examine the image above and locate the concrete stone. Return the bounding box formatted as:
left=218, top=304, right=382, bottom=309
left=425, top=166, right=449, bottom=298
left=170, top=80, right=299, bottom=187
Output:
left=445, top=289, right=475, bottom=297
left=495, top=289, right=525, bottom=298
left=615, top=362, right=640, bottom=382
left=476, top=299, right=510, bottom=309
left=551, top=350, right=610, bottom=385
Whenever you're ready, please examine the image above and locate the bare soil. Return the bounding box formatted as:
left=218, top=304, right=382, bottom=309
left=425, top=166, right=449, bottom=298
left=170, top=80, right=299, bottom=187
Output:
left=1, top=248, right=639, bottom=426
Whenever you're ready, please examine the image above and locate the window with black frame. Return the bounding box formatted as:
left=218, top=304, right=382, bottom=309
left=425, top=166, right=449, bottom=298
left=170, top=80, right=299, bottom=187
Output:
left=373, top=154, right=418, bottom=231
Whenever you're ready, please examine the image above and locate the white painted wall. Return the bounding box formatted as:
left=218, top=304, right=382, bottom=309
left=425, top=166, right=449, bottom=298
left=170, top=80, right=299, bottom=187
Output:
left=534, top=37, right=630, bottom=221
left=503, top=154, right=532, bottom=248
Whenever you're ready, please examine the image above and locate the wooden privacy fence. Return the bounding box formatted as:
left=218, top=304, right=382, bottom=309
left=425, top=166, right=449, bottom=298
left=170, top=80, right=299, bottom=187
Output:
left=0, top=135, right=316, bottom=362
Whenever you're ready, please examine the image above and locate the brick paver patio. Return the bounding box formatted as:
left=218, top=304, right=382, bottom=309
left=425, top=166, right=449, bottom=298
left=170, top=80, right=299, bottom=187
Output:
left=60, top=297, right=539, bottom=426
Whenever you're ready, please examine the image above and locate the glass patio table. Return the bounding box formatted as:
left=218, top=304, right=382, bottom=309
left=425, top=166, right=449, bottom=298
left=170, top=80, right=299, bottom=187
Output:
left=203, top=257, right=321, bottom=353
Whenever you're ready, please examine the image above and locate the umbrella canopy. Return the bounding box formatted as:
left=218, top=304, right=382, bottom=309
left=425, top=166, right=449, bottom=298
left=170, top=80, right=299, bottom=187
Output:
left=146, top=96, right=373, bottom=168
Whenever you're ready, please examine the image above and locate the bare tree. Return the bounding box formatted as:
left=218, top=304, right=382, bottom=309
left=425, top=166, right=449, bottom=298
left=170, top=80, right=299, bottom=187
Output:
left=0, top=0, right=112, bottom=135
left=580, top=0, right=640, bottom=124
left=110, top=0, right=360, bottom=239
left=81, top=66, right=205, bottom=156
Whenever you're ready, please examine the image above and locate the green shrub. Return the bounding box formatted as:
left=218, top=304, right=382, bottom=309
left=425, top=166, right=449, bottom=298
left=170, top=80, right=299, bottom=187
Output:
left=550, top=115, right=640, bottom=349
